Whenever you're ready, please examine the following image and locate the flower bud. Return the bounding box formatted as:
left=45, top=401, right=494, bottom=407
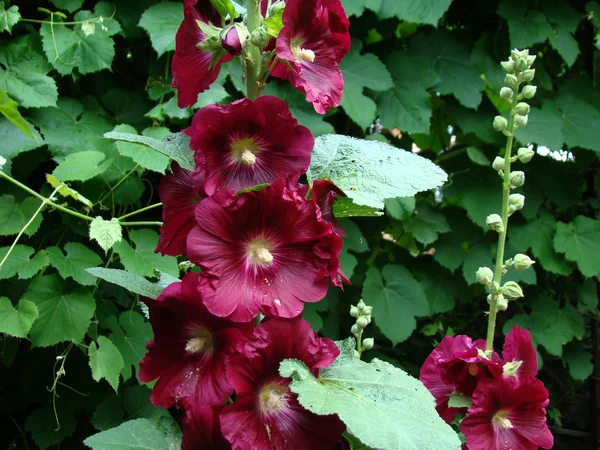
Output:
left=221, top=25, right=243, bottom=56
left=356, top=316, right=369, bottom=329
left=362, top=338, right=374, bottom=350
left=509, top=171, right=525, bottom=188
left=356, top=299, right=366, bottom=312
left=486, top=213, right=503, bottom=232
left=493, top=116, right=508, bottom=132
left=501, top=281, right=524, bottom=300
left=476, top=267, right=494, bottom=286
left=250, top=26, right=269, bottom=48
left=350, top=306, right=360, bottom=318
left=499, top=87, right=513, bottom=100
left=268, top=0, right=285, bottom=18
left=362, top=306, right=373, bottom=316
left=515, top=102, right=530, bottom=116
left=520, top=85, right=537, bottom=99
left=515, top=57, right=528, bottom=72
left=504, top=74, right=518, bottom=90
left=513, top=253, right=535, bottom=271
left=526, top=55, right=536, bottom=67
left=501, top=60, right=515, bottom=73
left=492, top=156, right=505, bottom=172
left=508, top=194, right=525, bottom=211
left=517, top=147, right=534, bottom=163
left=0, top=155, right=5, bottom=170
left=510, top=49, right=523, bottom=61
left=351, top=324, right=360, bottom=337
left=496, top=296, right=509, bottom=311
left=521, top=69, right=535, bottom=82
left=514, top=114, right=528, bottom=128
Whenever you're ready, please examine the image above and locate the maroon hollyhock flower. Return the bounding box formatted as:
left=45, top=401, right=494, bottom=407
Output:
left=182, top=404, right=231, bottom=450
left=186, top=178, right=346, bottom=322
left=420, top=335, right=503, bottom=423
left=311, top=179, right=346, bottom=237
left=172, top=2, right=233, bottom=107
left=188, top=96, right=314, bottom=196
left=501, top=326, right=538, bottom=384
left=274, top=0, right=350, bottom=113
left=220, top=317, right=345, bottom=450
left=460, top=377, right=554, bottom=450
left=222, top=26, right=243, bottom=56
left=155, top=162, right=205, bottom=257
left=139, top=273, right=253, bottom=408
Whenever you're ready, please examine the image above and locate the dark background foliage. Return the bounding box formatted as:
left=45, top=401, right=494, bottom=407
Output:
left=1, top=0, right=599, bottom=448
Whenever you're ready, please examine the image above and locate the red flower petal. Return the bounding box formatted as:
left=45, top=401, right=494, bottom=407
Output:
left=138, top=273, right=252, bottom=408
left=220, top=317, right=345, bottom=450
left=188, top=96, right=314, bottom=196
left=311, top=179, right=346, bottom=237
left=187, top=178, right=346, bottom=322
left=182, top=404, right=231, bottom=450
left=502, top=326, right=538, bottom=384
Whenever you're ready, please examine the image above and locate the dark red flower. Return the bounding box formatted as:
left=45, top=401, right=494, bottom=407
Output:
left=460, top=377, right=554, bottom=450
left=420, top=335, right=503, bottom=423
left=273, top=0, right=350, bottom=113
left=172, top=3, right=232, bottom=108
left=222, top=25, right=243, bottom=56
left=501, top=326, right=538, bottom=384
left=182, top=404, right=231, bottom=450
left=220, top=317, right=345, bottom=450
left=186, top=178, right=346, bottom=322
left=155, top=162, right=204, bottom=257
left=311, top=179, right=346, bottom=237
left=188, top=96, right=314, bottom=196
left=139, top=273, right=253, bottom=408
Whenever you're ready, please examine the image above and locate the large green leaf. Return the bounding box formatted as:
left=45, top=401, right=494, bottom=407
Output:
left=47, top=242, right=103, bottom=286
left=52, top=150, right=113, bottom=181
left=0, top=245, right=49, bottom=279
left=341, top=0, right=381, bottom=17
left=378, top=0, right=451, bottom=25
left=138, top=2, right=183, bottom=57
left=553, top=95, right=600, bottom=153
left=0, top=3, right=20, bottom=33
left=84, top=417, right=182, bottom=450
left=0, top=195, right=43, bottom=237
left=554, top=215, right=600, bottom=277
left=362, top=265, right=429, bottom=344
left=280, top=338, right=461, bottom=450
left=0, top=297, right=38, bottom=338
left=307, top=134, right=447, bottom=212
left=106, top=311, right=153, bottom=381
left=104, top=131, right=194, bottom=170
left=113, top=229, right=179, bottom=278
left=403, top=203, right=450, bottom=245
left=22, top=274, right=96, bottom=347
left=497, top=2, right=553, bottom=49
left=89, top=336, right=125, bottom=391
left=0, top=35, right=58, bottom=108
left=112, top=124, right=171, bottom=174
left=513, top=105, right=564, bottom=151
left=340, top=40, right=393, bottom=129
left=86, top=267, right=178, bottom=299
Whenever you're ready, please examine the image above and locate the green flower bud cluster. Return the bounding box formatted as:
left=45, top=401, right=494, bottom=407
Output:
left=476, top=267, right=494, bottom=286
left=486, top=213, right=503, bottom=232
left=508, top=193, right=525, bottom=216
left=350, top=300, right=374, bottom=356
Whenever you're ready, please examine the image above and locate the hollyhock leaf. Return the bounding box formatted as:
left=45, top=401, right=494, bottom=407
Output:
left=85, top=268, right=176, bottom=299
left=25, top=403, right=78, bottom=450
left=577, top=279, right=599, bottom=317
left=378, top=0, right=451, bottom=25
left=447, top=392, right=472, bottom=409
left=0, top=4, right=20, bottom=33
left=104, top=131, right=194, bottom=170
left=0, top=116, right=44, bottom=176
left=50, top=0, right=84, bottom=13
left=513, top=106, right=564, bottom=151
left=0, top=89, right=32, bottom=138
left=106, top=311, right=153, bottom=381
left=138, top=2, right=183, bottom=57
left=362, top=265, right=429, bottom=345
left=0, top=195, right=43, bottom=237
left=554, top=215, right=600, bottom=277
left=122, top=385, right=170, bottom=420
left=84, top=417, right=182, bottom=450
left=112, top=125, right=171, bottom=174
left=497, top=3, right=552, bottom=48
left=0, top=297, right=38, bottom=338
left=308, top=134, right=447, bottom=212
left=89, top=217, right=123, bottom=253
left=113, top=229, right=179, bottom=278
left=552, top=95, right=600, bottom=153
left=89, top=336, right=124, bottom=391
left=415, top=266, right=464, bottom=315
left=384, top=197, right=416, bottom=221
left=280, top=338, right=461, bottom=450
left=340, top=40, right=393, bottom=129
left=332, top=197, right=381, bottom=217
left=0, top=245, right=48, bottom=279
left=47, top=242, right=103, bottom=286
left=343, top=0, right=382, bottom=18
left=563, top=347, right=593, bottom=381
left=23, top=274, right=96, bottom=347
left=377, top=51, right=439, bottom=134
left=52, top=150, right=113, bottom=182
left=0, top=35, right=58, bottom=108
left=339, top=218, right=369, bottom=253
left=403, top=203, right=450, bottom=245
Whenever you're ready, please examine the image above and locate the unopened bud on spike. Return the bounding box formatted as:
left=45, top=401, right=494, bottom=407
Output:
left=362, top=338, right=374, bottom=350
left=514, top=114, right=528, bottom=128
left=521, top=69, right=535, bottom=82
left=476, top=267, right=494, bottom=286
left=501, top=281, right=524, bottom=300
left=517, top=147, right=535, bottom=163
left=501, top=60, right=516, bottom=73
left=505, top=74, right=518, bottom=89
left=350, top=306, right=360, bottom=318
left=508, top=194, right=525, bottom=214
left=486, top=214, right=504, bottom=232
left=356, top=316, right=369, bottom=329
left=500, top=87, right=513, bottom=100
left=515, top=102, right=530, bottom=116
left=496, top=296, right=509, bottom=311
left=509, top=171, right=525, bottom=188
left=493, top=116, right=508, bottom=132
left=492, top=156, right=505, bottom=172
left=520, top=85, right=537, bottom=99
left=513, top=253, right=535, bottom=271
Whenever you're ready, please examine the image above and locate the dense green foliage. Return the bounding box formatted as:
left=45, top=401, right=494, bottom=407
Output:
left=1, top=0, right=599, bottom=448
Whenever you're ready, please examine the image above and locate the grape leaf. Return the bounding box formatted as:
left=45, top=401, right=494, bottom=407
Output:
left=23, top=274, right=96, bottom=347
left=50, top=0, right=84, bottom=12
left=138, top=2, right=184, bottom=57
left=497, top=2, right=553, bottom=49
left=385, top=197, right=416, bottom=221
left=113, top=229, right=179, bottom=278
left=47, top=242, right=103, bottom=286
left=106, top=311, right=153, bottom=381
left=0, top=116, right=44, bottom=175
left=0, top=89, right=32, bottom=138
left=554, top=215, right=600, bottom=277
left=362, top=265, right=429, bottom=344
left=0, top=195, right=43, bottom=236
left=0, top=3, right=20, bottom=33
left=89, top=336, right=125, bottom=391
left=84, top=417, right=182, bottom=450
left=279, top=338, right=461, bottom=450
left=307, top=134, right=447, bottom=212
left=90, top=217, right=123, bottom=253
left=46, top=174, right=93, bottom=208
left=0, top=245, right=49, bottom=279
left=378, top=0, right=452, bottom=25
left=404, top=203, right=450, bottom=245
left=0, top=297, right=38, bottom=338
left=552, top=95, right=600, bottom=153
left=52, top=150, right=113, bottom=181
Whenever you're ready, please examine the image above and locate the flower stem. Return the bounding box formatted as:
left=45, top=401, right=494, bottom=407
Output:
left=119, top=221, right=163, bottom=227
left=246, top=0, right=263, bottom=100
left=117, top=203, right=162, bottom=221
left=485, top=91, right=520, bottom=352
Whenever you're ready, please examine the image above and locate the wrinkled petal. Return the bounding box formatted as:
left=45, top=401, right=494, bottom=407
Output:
left=502, top=326, right=538, bottom=384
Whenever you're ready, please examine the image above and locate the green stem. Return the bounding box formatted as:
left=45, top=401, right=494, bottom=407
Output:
left=485, top=90, right=520, bottom=352
left=97, top=164, right=140, bottom=205
left=246, top=0, right=263, bottom=100
left=0, top=171, right=93, bottom=222
left=119, top=221, right=163, bottom=226
left=117, top=203, right=162, bottom=221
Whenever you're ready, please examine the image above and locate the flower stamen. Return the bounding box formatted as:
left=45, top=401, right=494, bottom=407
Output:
left=247, top=238, right=274, bottom=267
left=241, top=149, right=257, bottom=166
left=492, top=410, right=513, bottom=429
left=259, top=384, right=289, bottom=415
left=292, top=46, right=315, bottom=63
left=185, top=328, right=213, bottom=354
left=231, top=138, right=260, bottom=166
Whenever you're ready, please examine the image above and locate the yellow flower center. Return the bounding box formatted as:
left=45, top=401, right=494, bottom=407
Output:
left=259, top=384, right=289, bottom=415
left=184, top=327, right=213, bottom=354
left=492, top=410, right=513, bottom=429
left=291, top=38, right=315, bottom=63
left=247, top=238, right=274, bottom=267
left=231, top=138, right=260, bottom=166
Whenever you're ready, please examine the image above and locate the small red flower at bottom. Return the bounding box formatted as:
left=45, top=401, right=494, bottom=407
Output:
left=138, top=273, right=253, bottom=408
left=220, top=317, right=345, bottom=450
left=182, top=404, right=231, bottom=450
left=460, top=377, right=554, bottom=450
